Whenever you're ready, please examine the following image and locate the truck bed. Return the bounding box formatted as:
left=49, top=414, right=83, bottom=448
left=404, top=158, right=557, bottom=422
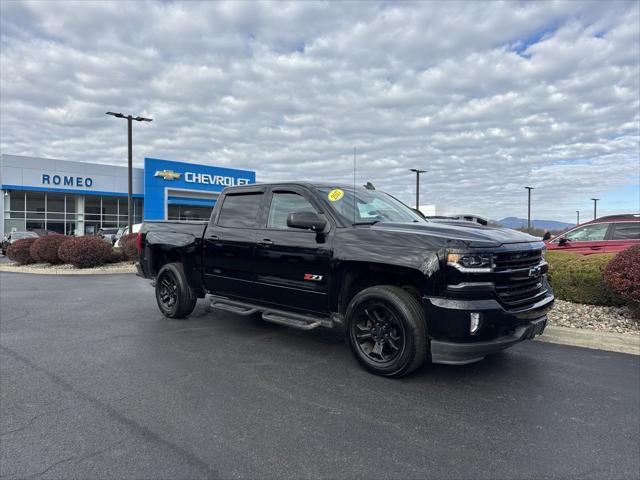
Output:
left=138, top=221, right=208, bottom=289
left=142, top=221, right=208, bottom=248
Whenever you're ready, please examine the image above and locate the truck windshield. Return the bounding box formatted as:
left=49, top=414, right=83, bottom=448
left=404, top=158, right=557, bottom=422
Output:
left=317, top=187, right=425, bottom=224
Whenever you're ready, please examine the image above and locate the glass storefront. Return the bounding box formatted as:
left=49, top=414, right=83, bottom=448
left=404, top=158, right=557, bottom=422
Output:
left=167, top=204, right=213, bottom=221
left=3, top=191, right=143, bottom=236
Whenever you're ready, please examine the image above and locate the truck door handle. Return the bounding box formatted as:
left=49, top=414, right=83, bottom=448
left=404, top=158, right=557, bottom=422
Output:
left=257, top=239, right=274, bottom=247
left=590, top=246, right=602, bottom=250
left=208, top=235, right=218, bottom=241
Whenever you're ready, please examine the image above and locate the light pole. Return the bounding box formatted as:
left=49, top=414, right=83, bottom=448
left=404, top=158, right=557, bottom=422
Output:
left=524, top=186, right=534, bottom=233
left=106, top=112, right=152, bottom=232
left=409, top=169, right=427, bottom=211
left=590, top=198, right=600, bottom=220
left=576, top=210, right=580, bottom=226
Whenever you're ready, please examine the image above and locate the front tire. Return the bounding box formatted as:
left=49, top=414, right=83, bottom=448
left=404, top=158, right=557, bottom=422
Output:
left=155, top=263, right=197, bottom=318
left=345, top=285, right=428, bottom=377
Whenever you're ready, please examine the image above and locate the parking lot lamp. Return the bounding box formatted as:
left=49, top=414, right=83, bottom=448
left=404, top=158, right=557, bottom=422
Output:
left=106, top=112, right=152, bottom=232
left=524, top=186, right=534, bottom=233
left=409, top=169, right=427, bottom=211
left=590, top=198, right=600, bottom=220
left=576, top=210, right=580, bottom=226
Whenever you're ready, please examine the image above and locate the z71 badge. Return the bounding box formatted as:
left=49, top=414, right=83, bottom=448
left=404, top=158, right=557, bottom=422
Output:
left=303, top=273, right=323, bottom=281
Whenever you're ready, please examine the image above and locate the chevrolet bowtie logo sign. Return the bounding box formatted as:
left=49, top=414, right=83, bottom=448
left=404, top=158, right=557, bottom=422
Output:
left=154, top=170, right=181, bottom=180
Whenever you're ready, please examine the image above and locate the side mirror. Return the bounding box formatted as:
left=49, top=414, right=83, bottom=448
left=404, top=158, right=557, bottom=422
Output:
left=287, top=211, right=327, bottom=232
left=558, top=237, right=568, bottom=246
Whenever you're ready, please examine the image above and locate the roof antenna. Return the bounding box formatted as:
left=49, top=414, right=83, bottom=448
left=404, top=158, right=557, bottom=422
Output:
left=353, top=147, right=357, bottom=224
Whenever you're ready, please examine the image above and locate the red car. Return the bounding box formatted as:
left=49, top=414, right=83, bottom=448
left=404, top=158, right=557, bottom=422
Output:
left=546, top=214, right=640, bottom=255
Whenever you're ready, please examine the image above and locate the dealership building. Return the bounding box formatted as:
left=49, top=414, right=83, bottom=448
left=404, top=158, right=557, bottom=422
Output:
left=0, top=154, right=255, bottom=237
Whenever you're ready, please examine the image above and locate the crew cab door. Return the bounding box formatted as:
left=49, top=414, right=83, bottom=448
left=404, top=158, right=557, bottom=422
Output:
left=253, top=187, right=333, bottom=313
left=202, top=188, right=265, bottom=298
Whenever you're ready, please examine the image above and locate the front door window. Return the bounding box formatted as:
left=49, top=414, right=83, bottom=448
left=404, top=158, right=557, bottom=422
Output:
left=563, top=223, right=609, bottom=242
left=267, top=192, right=317, bottom=229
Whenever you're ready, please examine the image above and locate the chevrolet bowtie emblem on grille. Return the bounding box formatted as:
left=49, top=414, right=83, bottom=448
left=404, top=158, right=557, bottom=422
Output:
left=528, top=266, right=542, bottom=278
left=154, top=170, right=181, bottom=180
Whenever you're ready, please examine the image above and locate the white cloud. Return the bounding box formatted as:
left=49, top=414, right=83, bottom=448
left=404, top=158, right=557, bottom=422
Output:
left=1, top=0, right=638, bottom=222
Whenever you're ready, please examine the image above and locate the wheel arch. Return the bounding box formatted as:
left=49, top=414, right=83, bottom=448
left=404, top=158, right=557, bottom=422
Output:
left=331, top=261, right=439, bottom=315
left=150, top=245, right=205, bottom=297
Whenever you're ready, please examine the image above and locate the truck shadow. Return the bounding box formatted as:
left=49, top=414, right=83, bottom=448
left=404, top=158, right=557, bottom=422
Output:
left=192, top=301, right=545, bottom=386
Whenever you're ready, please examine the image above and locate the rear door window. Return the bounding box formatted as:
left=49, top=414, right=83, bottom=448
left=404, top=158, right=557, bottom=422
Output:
left=611, top=222, right=640, bottom=240
left=217, top=193, right=263, bottom=229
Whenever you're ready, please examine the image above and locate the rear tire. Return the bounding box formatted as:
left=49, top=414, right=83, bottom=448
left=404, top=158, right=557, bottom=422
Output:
left=155, top=263, right=197, bottom=318
left=345, top=285, right=428, bottom=377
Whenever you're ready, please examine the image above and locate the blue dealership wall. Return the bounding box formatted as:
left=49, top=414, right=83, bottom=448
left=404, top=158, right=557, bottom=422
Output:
left=143, top=158, right=256, bottom=220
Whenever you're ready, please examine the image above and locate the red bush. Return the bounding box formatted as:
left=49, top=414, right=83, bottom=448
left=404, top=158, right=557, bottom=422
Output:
left=58, top=236, right=112, bottom=268
left=6, top=238, right=38, bottom=265
left=105, top=248, right=124, bottom=264
left=30, top=235, right=68, bottom=264
left=119, top=233, right=139, bottom=261
left=604, top=245, right=640, bottom=308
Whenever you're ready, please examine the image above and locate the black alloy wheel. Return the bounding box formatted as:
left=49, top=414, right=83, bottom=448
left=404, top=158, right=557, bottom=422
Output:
left=158, top=270, right=179, bottom=310
left=155, top=263, right=197, bottom=318
left=345, top=285, right=428, bottom=377
left=352, top=303, right=405, bottom=364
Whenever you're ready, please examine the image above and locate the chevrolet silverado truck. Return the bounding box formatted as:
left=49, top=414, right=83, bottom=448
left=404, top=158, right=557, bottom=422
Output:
left=137, top=182, right=553, bottom=377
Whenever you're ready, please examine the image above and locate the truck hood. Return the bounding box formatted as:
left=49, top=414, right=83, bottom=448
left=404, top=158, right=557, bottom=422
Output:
left=369, top=221, right=540, bottom=247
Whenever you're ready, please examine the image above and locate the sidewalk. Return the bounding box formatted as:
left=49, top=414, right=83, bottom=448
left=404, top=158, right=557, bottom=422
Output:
left=537, top=325, right=640, bottom=356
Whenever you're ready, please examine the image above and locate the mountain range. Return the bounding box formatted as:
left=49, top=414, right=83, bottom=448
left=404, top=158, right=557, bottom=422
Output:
left=496, top=217, right=574, bottom=231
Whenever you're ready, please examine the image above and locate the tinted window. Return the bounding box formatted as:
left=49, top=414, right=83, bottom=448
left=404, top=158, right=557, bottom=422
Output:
left=217, top=193, right=263, bottom=228
left=564, top=223, right=609, bottom=241
left=611, top=222, right=640, bottom=240
left=267, top=192, right=316, bottom=229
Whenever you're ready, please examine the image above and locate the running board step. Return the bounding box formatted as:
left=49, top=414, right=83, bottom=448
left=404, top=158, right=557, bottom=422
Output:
left=210, top=299, right=259, bottom=316
left=261, top=312, right=322, bottom=330
left=209, top=295, right=333, bottom=330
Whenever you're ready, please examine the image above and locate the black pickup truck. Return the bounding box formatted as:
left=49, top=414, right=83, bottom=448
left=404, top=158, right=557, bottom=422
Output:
left=137, top=182, right=553, bottom=377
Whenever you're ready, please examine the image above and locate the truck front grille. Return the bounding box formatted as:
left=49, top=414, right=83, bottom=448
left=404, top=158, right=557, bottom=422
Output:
left=495, top=276, right=547, bottom=307
left=494, top=250, right=542, bottom=272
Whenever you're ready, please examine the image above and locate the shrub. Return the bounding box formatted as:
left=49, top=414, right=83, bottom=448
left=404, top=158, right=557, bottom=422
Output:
left=603, top=245, right=640, bottom=310
left=6, top=238, right=38, bottom=265
left=30, top=235, right=68, bottom=264
left=105, top=247, right=124, bottom=264
left=119, top=233, right=139, bottom=261
left=547, top=251, right=620, bottom=306
left=58, top=236, right=112, bottom=268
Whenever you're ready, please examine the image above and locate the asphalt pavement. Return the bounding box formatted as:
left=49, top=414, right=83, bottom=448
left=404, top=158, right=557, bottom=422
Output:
left=1, top=272, right=639, bottom=479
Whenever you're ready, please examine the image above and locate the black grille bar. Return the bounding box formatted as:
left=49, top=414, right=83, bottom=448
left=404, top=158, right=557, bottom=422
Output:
left=494, top=250, right=542, bottom=272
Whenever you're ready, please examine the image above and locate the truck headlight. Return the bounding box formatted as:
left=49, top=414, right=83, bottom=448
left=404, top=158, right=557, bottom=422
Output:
left=447, top=253, right=493, bottom=272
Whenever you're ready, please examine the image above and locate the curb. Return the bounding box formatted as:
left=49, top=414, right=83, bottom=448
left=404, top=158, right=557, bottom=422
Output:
left=0, top=264, right=136, bottom=275
left=537, top=325, right=640, bottom=356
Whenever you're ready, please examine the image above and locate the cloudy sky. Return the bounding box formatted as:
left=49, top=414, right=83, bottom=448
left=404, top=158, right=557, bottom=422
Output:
left=1, top=0, right=638, bottom=222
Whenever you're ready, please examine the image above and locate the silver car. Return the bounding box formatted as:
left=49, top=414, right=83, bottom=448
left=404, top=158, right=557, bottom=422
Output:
left=1, top=231, right=39, bottom=255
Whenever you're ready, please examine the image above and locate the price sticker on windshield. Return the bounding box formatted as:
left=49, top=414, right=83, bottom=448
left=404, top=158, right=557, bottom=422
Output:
left=328, top=189, right=344, bottom=202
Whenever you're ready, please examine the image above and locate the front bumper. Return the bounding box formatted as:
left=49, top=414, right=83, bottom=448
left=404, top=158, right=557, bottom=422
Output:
left=423, top=291, right=554, bottom=365
left=430, top=316, right=547, bottom=364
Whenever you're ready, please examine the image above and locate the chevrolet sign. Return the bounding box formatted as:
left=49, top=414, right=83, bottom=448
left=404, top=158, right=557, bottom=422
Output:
left=154, top=170, right=181, bottom=180
left=184, top=172, right=250, bottom=186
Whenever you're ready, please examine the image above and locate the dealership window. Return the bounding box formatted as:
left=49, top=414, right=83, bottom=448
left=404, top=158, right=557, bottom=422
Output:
left=4, top=191, right=142, bottom=235
left=168, top=204, right=213, bottom=221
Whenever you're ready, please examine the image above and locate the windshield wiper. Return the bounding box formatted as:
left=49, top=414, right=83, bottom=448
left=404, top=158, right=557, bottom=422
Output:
left=352, top=220, right=380, bottom=226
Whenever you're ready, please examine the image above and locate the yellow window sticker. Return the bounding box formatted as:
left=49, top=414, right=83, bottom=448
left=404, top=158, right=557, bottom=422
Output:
left=328, top=189, right=344, bottom=202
